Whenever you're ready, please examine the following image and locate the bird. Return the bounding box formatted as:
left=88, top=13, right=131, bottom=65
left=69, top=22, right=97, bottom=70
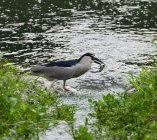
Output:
left=31, top=53, right=105, bottom=91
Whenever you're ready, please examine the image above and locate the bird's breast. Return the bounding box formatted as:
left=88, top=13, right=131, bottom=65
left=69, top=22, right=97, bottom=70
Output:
left=72, top=63, right=91, bottom=78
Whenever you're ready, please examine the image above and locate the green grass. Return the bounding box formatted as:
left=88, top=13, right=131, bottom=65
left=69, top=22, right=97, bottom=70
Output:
left=0, top=61, right=75, bottom=140
left=71, top=125, right=94, bottom=140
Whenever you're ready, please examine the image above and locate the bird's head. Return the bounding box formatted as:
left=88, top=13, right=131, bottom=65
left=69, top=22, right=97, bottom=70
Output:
left=78, top=53, right=105, bottom=72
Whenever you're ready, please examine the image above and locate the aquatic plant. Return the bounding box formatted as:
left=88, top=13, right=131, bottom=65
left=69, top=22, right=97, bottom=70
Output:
left=0, top=61, right=75, bottom=139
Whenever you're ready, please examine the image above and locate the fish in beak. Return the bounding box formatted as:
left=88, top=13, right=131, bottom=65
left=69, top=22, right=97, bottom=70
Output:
left=91, top=55, right=105, bottom=72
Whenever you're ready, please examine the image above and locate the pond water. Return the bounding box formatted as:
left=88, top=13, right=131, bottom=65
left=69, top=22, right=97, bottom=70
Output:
left=0, top=0, right=157, bottom=139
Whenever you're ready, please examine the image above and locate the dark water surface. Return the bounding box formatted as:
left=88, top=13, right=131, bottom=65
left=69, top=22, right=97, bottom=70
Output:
left=0, top=0, right=157, bottom=139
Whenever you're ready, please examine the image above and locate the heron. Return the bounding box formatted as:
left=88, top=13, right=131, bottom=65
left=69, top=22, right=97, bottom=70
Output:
left=31, top=53, right=105, bottom=91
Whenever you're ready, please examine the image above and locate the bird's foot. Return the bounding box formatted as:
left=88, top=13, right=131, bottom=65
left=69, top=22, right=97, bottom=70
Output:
left=63, top=87, right=70, bottom=92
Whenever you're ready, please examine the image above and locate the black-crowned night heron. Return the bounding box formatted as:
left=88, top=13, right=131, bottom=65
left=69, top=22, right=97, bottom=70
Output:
left=31, top=53, right=105, bottom=91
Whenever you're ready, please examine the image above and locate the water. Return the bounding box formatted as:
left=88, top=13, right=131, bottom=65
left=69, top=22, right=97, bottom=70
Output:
left=0, top=0, right=157, bottom=139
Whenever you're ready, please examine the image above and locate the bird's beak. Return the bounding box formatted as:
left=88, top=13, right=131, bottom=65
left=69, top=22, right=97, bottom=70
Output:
left=92, top=56, right=105, bottom=72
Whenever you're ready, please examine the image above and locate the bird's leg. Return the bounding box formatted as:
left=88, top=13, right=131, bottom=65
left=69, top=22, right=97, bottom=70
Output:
left=63, top=80, right=69, bottom=91
left=50, top=79, right=57, bottom=90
